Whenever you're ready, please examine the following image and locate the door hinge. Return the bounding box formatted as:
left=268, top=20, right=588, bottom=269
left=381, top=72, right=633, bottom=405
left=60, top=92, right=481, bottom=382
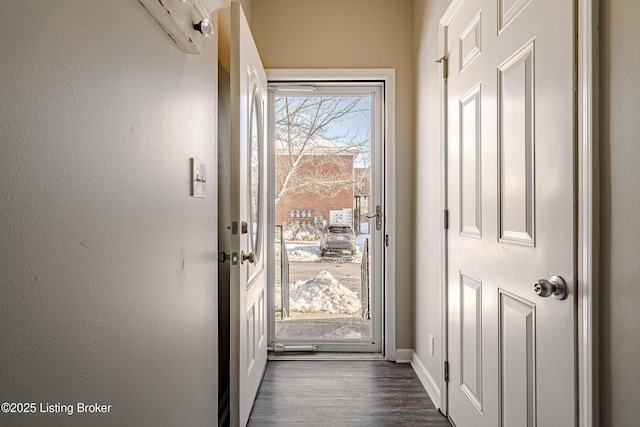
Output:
left=436, top=55, right=448, bottom=79
left=385, top=234, right=390, bottom=247
left=444, top=360, right=449, bottom=383
left=443, top=209, right=449, bottom=230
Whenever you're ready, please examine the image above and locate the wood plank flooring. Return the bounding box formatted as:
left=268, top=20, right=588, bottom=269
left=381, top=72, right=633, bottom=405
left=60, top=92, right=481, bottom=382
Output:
left=247, top=360, right=451, bottom=426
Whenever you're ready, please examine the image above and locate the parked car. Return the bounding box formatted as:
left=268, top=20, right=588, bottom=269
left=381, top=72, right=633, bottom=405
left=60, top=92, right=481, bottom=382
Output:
left=319, top=224, right=357, bottom=256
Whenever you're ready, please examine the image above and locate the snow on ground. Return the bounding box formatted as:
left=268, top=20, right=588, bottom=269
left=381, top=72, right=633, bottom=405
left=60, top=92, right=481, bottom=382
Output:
left=285, top=243, right=322, bottom=262
left=283, top=234, right=370, bottom=263
left=322, top=326, right=363, bottom=339
left=289, top=270, right=362, bottom=315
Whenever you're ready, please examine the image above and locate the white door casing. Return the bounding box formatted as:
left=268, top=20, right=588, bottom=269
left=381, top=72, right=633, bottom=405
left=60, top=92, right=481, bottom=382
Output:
left=265, top=68, right=397, bottom=360
left=266, top=83, right=384, bottom=352
left=226, top=3, right=268, bottom=426
left=442, top=0, right=576, bottom=426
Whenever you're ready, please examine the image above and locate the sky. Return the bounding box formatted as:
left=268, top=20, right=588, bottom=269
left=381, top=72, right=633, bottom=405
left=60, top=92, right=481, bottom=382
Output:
left=274, top=94, right=373, bottom=168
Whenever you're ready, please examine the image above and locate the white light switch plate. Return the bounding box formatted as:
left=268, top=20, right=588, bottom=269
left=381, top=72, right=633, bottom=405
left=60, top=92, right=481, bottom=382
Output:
left=192, top=158, right=206, bottom=197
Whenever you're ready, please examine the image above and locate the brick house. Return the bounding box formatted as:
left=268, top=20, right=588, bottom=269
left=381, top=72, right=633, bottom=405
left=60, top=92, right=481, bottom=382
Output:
left=275, top=147, right=365, bottom=232
left=353, top=167, right=371, bottom=232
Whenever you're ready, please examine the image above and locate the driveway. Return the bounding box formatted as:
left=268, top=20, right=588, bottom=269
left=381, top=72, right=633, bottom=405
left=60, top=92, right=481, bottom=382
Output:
left=288, top=256, right=361, bottom=295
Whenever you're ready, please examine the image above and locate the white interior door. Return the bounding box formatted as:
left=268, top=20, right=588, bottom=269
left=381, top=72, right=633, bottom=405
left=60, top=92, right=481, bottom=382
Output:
left=226, top=3, right=268, bottom=426
left=443, top=0, right=576, bottom=426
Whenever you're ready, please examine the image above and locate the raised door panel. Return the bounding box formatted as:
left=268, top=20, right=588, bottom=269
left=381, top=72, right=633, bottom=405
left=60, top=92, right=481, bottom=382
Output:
left=459, top=12, right=482, bottom=73
left=460, top=84, right=482, bottom=238
left=461, top=274, right=483, bottom=412
left=499, top=290, right=535, bottom=427
left=498, top=41, right=535, bottom=246
left=246, top=304, right=256, bottom=375
left=498, top=0, right=533, bottom=33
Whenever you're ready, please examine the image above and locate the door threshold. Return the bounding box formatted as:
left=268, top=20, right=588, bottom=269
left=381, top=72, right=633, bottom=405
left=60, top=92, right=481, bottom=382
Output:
left=267, top=352, right=385, bottom=361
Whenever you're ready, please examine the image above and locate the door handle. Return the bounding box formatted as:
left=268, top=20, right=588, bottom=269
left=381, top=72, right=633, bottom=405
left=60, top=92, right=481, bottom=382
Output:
left=241, top=251, right=255, bottom=264
left=218, top=251, right=231, bottom=263
left=533, top=276, right=567, bottom=300
left=364, top=205, right=383, bottom=231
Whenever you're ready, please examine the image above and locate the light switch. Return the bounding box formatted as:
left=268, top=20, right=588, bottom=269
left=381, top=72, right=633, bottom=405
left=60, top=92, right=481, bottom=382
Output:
left=192, top=158, right=206, bottom=197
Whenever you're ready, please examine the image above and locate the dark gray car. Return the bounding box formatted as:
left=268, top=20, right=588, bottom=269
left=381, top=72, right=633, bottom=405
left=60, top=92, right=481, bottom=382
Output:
left=320, top=224, right=357, bottom=256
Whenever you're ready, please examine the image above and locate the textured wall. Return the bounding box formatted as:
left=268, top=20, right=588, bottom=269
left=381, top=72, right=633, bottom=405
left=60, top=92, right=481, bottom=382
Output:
left=599, top=0, right=640, bottom=424
left=251, top=0, right=415, bottom=350
left=413, top=0, right=451, bottom=406
left=0, top=1, right=219, bottom=425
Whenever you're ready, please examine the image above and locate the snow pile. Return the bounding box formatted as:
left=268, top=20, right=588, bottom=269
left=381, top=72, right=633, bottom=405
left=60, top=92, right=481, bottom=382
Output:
left=290, top=270, right=361, bottom=315
left=295, top=231, right=313, bottom=240
left=323, top=326, right=363, bottom=339
left=286, top=243, right=322, bottom=262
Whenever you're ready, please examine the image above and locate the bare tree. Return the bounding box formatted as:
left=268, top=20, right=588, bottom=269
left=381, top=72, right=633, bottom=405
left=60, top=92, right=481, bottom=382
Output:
left=274, top=95, right=371, bottom=204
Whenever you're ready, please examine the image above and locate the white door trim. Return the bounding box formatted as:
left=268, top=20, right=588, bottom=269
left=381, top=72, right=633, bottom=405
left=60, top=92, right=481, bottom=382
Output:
left=265, top=68, right=397, bottom=361
left=437, top=0, right=598, bottom=425
left=577, top=0, right=599, bottom=425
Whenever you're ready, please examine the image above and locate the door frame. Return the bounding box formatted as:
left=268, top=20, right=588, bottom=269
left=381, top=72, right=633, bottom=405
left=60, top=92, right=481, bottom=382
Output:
left=266, top=83, right=384, bottom=353
left=265, top=68, right=397, bottom=360
left=437, top=0, right=599, bottom=425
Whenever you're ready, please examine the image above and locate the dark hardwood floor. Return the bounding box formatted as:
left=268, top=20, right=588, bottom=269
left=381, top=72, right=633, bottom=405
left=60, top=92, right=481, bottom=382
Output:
left=247, top=360, right=452, bottom=426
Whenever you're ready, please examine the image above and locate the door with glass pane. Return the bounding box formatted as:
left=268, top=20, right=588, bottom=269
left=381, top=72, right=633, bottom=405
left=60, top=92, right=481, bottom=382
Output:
left=221, top=3, right=268, bottom=426
left=268, top=84, right=384, bottom=352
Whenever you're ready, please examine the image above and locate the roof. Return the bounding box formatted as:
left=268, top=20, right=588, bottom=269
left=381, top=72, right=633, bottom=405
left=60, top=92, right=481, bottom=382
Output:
left=274, top=138, right=361, bottom=156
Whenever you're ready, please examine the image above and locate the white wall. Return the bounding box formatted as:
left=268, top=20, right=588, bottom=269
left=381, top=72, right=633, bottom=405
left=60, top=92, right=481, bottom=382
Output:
left=0, top=1, right=219, bottom=425
left=250, top=0, right=415, bottom=350
left=599, top=0, right=640, bottom=424
left=413, top=0, right=451, bottom=404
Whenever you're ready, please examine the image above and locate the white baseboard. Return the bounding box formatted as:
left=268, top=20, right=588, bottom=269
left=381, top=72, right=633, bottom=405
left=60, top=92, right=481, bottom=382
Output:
left=409, top=350, right=442, bottom=410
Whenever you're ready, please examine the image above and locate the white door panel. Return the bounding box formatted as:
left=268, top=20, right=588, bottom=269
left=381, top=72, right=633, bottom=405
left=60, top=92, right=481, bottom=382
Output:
left=225, top=3, right=268, bottom=426
left=444, top=0, right=576, bottom=426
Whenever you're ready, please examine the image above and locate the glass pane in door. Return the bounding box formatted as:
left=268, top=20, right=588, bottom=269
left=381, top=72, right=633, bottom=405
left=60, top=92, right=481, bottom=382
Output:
left=271, top=87, right=381, bottom=349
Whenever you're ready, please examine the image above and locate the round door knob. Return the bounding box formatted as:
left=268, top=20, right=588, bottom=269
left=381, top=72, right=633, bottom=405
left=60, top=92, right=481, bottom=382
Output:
left=241, top=251, right=255, bottom=264
left=533, top=276, right=567, bottom=300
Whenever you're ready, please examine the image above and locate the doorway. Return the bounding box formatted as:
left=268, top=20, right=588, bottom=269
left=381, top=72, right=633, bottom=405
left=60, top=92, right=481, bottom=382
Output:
left=267, top=82, right=385, bottom=353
